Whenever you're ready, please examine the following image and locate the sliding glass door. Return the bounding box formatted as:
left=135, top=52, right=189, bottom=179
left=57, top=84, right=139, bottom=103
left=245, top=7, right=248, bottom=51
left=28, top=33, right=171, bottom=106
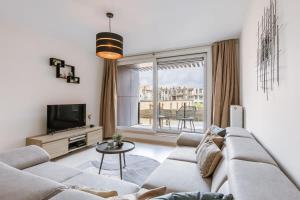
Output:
left=156, top=54, right=206, bottom=133
left=117, top=53, right=207, bottom=134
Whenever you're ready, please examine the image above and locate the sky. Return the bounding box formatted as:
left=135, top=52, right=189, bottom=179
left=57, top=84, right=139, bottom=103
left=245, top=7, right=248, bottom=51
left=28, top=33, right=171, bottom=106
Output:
left=139, top=66, right=204, bottom=88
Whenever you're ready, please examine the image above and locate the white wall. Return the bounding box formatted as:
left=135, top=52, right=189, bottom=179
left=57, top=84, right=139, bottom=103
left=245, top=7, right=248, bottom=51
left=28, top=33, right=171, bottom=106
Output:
left=240, top=0, right=300, bottom=188
left=0, top=0, right=104, bottom=152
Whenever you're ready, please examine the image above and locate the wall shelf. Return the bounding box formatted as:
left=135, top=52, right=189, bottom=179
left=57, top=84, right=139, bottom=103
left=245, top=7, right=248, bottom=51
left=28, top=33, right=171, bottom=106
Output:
left=50, top=58, right=80, bottom=84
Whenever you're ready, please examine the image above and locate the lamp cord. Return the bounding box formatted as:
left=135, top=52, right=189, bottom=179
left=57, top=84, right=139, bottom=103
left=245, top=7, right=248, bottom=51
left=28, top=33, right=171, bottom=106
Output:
left=109, top=18, right=111, bottom=32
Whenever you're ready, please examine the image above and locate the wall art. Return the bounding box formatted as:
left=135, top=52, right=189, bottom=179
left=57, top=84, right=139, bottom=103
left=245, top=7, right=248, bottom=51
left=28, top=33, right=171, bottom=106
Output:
left=257, top=0, right=279, bottom=100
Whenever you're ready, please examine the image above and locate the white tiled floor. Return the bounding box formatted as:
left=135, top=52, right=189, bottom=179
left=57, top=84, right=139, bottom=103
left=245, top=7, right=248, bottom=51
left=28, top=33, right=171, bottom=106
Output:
left=54, top=142, right=175, bottom=168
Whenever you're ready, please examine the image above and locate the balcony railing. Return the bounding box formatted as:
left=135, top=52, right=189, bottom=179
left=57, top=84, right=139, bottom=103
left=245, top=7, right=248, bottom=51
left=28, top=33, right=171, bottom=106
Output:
left=137, top=101, right=204, bottom=132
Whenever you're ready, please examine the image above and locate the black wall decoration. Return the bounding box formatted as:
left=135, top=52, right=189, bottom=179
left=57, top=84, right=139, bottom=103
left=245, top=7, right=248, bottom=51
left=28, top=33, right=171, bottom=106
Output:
left=257, top=0, right=280, bottom=100
left=49, top=58, right=80, bottom=84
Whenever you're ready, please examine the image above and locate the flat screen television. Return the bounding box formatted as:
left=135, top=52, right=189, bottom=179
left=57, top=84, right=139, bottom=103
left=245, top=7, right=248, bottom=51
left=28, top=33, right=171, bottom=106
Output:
left=47, top=104, right=86, bottom=134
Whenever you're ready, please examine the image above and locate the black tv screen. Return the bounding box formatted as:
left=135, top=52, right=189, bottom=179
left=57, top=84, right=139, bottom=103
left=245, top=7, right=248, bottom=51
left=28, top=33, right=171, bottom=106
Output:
left=47, top=104, right=86, bottom=133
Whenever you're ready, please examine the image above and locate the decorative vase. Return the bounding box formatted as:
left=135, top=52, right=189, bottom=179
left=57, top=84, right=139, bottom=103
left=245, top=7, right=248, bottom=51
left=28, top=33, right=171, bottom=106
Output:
left=116, top=140, right=123, bottom=148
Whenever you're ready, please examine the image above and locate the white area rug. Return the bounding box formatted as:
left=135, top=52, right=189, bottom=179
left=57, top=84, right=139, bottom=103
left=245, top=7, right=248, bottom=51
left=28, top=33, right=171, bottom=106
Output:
left=76, top=154, right=160, bottom=186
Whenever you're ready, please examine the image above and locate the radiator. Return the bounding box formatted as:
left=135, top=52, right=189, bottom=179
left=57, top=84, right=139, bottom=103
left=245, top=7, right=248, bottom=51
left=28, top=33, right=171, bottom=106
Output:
left=230, top=105, right=244, bottom=128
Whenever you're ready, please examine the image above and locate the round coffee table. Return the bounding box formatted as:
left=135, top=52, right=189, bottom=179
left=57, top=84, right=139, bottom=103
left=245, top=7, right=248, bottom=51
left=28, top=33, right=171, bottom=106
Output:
left=96, top=140, right=135, bottom=179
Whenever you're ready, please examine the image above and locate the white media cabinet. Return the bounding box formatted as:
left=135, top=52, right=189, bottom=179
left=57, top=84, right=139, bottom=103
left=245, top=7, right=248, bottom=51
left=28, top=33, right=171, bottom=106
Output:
left=26, top=126, right=103, bottom=159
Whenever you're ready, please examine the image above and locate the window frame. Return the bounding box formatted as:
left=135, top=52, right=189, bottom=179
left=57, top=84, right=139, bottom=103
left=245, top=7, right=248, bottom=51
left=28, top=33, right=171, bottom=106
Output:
left=117, top=45, right=212, bottom=134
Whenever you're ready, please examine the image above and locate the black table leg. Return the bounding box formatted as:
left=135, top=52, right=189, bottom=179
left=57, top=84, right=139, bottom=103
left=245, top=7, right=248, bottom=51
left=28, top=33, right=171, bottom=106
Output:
left=177, top=119, right=181, bottom=129
left=192, top=120, right=195, bottom=132
left=98, top=153, right=105, bottom=174
left=123, top=152, right=126, bottom=168
left=119, top=153, right=123, bottom=179
left=180, top=120, right=184, bottom=130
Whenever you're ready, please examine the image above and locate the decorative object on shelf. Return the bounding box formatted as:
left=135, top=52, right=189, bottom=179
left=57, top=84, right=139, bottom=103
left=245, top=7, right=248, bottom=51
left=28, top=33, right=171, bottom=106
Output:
left=87, top=114, right=95, bottom=128
left=256, top=0, right=280, bottom=100
left=56, top=64, right=74, bottom=79
left=96, top=12, right=123, bottom=60
left=112, top=132, right=123, bottom=147
left=50, top=57, right=65, bottom=67
left=67, top=76, right=80, bottom=84
left=50, top=58, right=80, bottom=84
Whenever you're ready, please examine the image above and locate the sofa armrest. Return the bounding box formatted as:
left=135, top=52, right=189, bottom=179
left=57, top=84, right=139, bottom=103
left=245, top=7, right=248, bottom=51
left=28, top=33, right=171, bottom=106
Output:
left=0, top=145, right=50, bottom=169
left=176, top=132, right=204, bottom=147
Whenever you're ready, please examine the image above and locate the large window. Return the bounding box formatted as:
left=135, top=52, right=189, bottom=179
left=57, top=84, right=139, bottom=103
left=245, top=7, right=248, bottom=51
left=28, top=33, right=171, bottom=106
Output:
left=117, top=52, right=207, bottom=134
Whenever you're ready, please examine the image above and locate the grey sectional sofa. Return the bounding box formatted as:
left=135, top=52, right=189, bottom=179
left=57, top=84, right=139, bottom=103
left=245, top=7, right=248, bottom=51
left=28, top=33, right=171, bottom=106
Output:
left=0, top=127, right=299, bottom=200
left=142, top=127, right=300, bottom=200
left=0, top=145, right=139, bottom=200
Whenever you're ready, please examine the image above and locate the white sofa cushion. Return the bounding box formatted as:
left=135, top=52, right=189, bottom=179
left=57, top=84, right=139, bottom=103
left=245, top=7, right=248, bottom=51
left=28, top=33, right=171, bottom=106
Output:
left=0, top=145, right=50, bottom=170
left=49, top=189, right=105, bottom=200
left=228, top=160, right=300, bottom=200
left=225, top=127, right=253, bottom=139
left=226, top=137, right=277, bottom=166
left=176, top=132, right=204, bottom=147
left=167, top=146, right=197, bottom=163
left=0, top=162, right=66, bottom=200
left=63, top=172, right=139, bottom=195
left=24, top=162, right=82, bottom=183
left=142, top=159, right=211, bottom=193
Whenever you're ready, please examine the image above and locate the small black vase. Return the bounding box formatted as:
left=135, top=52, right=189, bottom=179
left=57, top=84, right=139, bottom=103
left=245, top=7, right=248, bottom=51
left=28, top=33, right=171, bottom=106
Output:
left=116, top=141, right=123, bottom=148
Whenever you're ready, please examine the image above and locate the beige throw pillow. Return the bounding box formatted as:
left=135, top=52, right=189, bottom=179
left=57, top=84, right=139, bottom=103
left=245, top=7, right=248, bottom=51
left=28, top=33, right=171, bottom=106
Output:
left=69, top=185, right=118, bottom=198
left=196, top=133, right=224, bottom=153
left=80, top=188, right=118, bottom=198
left=196, top=140, right=223, bottom=177
left=195, top=129, right=213, bottom=153
left=136, top=186, right=167, bottom=200
left=210, top=135, right=224, bottom=149
left=108, top=186, right=167, bottom=200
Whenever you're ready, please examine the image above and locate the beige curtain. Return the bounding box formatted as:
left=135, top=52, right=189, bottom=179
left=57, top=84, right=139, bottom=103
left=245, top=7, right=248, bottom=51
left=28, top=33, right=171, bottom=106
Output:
left=212, top=39, right=240, bottom=128
left=100, top=59, right=117, bottom=138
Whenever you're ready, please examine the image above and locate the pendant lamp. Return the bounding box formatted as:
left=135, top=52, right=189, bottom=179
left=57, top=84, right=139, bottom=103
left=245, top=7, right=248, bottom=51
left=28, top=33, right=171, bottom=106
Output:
left=96, top=12, right=123, bottom=59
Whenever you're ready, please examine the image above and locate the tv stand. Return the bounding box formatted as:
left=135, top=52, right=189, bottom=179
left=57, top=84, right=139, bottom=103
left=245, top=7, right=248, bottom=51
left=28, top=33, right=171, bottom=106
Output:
left=26, top=126, right=102, bottom=159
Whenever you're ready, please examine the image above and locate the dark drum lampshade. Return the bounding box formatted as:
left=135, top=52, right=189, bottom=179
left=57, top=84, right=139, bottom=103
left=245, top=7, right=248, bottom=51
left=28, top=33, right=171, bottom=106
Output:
left=96, top=32, right=123, bottom=59
left=96, top=13, right=123, bottom=60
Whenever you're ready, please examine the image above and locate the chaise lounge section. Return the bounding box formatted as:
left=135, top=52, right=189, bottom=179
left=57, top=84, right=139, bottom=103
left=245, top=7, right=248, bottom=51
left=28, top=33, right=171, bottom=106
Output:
left=142, top=127, right=300, bottom=200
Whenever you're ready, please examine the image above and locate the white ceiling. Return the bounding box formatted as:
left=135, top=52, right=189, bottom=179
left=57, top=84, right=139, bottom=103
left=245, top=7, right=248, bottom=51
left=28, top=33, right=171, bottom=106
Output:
left=0, top=0, right=250, bottom=56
